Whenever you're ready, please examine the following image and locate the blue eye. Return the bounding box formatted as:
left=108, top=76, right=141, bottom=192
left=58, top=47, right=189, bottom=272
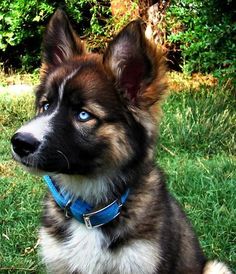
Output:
left=42, top=102, right=50, bottom=112
left=76, top=110, right=91, bottom=122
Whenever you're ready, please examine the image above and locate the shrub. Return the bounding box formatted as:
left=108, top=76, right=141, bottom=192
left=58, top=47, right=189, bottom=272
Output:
left=0, top=0, right=235, bottom=83
left=166, top=0, right=235, bottom=83
left=0, top=0, right=111, bottom=71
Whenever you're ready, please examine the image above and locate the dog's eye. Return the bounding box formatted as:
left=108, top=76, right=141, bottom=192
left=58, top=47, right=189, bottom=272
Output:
left=39, top=101, right=50, bottom=113
left=42, top=102, right=50, bottom=112
left=76, top=110, right=92, bottom=122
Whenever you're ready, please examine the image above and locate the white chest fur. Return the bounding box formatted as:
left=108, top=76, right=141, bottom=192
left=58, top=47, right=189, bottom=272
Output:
left=40, top=220, right=161, bottom=274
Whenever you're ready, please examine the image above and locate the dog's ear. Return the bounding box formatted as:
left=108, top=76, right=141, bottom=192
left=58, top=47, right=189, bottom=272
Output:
left=42, top=9, right=84, bottom=67
left=103, top=20, right=166, bottom=107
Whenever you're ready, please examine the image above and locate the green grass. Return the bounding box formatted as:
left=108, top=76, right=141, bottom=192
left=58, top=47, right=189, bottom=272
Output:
left=157, top=86, right=236, bottom=270
left=0, top=84, right=235, bottom=273
left=0, top=91, right=46, bottom=273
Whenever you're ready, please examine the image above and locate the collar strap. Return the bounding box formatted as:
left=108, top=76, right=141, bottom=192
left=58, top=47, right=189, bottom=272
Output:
left=43, top=175, right=129, bottom=229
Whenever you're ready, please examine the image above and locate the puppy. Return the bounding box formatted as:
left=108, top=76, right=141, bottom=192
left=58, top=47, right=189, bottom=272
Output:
left=11, top=9, right=232, bottom=274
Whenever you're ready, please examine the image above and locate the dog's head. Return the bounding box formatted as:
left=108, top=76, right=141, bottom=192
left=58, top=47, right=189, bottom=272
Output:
left=11, top=9, right=166, bottom=177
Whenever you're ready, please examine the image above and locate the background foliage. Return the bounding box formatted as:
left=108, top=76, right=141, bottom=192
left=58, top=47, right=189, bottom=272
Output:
left=0, top=0, right=235, bottom=83
left=166, top=0, right=235, bottom=84
left=0, top=0, right=111, bottom=71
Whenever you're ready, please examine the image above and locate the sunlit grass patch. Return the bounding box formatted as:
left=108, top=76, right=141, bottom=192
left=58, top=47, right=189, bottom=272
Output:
left=160, top=85, right=236, bottom=155
left=0, top=70, right=39, bottom=87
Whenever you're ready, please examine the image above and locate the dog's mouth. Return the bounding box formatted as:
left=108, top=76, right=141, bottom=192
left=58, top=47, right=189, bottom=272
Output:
left=11, top=148, right=44, bottom=174
left=11, top=149, right=84, bottom=175
left=12, top=152, right=53, bottom=175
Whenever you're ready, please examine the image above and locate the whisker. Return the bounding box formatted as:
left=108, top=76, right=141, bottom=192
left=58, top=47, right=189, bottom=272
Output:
left=56, top=150, right=70, bottom=170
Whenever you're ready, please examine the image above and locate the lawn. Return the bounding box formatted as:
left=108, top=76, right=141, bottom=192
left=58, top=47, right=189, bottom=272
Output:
left=0, top=78, right=235, bottom=273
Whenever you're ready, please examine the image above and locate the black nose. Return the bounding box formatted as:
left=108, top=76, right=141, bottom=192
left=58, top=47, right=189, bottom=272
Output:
left=11, top=132, right=40, bottom=157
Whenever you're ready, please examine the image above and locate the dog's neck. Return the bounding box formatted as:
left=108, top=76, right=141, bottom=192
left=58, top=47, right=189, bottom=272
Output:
left=51, top=173, right=127, bottom=207
left=50, top=156, right=154, bottom=208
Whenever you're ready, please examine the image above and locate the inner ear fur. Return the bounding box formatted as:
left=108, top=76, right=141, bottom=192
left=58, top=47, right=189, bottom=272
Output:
left=103, top=20, right=167, bottom=108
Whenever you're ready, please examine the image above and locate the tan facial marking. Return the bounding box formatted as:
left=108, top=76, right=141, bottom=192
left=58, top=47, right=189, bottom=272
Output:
left=85, top=101, right=107, bottom=119
left=97, top=124, right=132, bottom=165
left=72, top=118, right=97, bottom=132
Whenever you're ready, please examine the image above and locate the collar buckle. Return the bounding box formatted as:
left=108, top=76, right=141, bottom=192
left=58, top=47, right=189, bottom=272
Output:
left=83, top=198, right=122, bottom=229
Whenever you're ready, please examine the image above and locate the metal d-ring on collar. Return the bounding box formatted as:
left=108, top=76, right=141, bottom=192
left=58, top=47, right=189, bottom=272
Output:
left=43, top=175, right=130, bottom=229
left=64, top=199, right=73, bottom=219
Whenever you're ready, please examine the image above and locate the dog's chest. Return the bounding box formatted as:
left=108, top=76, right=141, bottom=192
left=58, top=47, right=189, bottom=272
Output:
left=40, top=220, right=160, bottom=274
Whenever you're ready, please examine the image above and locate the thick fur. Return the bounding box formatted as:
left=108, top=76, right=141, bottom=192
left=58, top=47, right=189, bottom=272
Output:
left=11, top=9, right=232, bottom=274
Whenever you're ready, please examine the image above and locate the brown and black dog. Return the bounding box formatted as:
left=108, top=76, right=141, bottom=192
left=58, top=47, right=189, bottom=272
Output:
left=11, top=9, right=231, bottom=274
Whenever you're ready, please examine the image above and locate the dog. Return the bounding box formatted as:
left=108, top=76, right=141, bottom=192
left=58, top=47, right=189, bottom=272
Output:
left=11, top=9, right=232, bottom=274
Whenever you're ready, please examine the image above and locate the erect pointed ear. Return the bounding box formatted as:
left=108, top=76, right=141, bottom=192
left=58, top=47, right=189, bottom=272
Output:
left=42, top=9, right=84, bottom=67
left=103, top=20, right=166, bottom=107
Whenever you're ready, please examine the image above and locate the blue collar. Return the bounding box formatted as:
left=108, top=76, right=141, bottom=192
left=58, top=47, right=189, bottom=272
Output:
left=43, top=175, right=130, bottom=229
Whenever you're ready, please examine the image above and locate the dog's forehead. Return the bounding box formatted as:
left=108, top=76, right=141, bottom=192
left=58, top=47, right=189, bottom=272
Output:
left=45, top=60, right=116, bottom=105
left=68, top=66, right=111, bottom=96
